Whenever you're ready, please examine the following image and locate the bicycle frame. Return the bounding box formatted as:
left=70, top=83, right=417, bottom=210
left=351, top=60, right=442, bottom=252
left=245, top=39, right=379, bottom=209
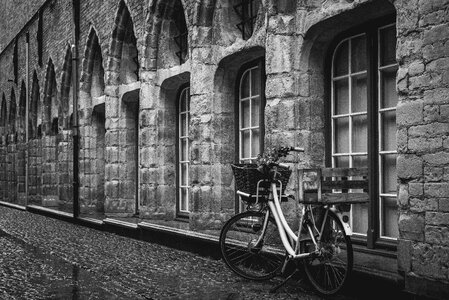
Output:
left=261, top=181, right=321, bottom=259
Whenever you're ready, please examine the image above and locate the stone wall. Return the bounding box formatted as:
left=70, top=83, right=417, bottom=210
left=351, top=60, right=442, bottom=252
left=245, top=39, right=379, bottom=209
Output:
left=395, top=0, right=449, bottom=298
left=0, top=0, right=448, bottom=298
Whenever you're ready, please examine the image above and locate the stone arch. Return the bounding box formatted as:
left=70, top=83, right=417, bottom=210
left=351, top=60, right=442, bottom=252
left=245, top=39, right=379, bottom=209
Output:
left=18, top=81, right=26, bottom=140
left=43, top=58, right=58, bottom=135
left=30, top=71, right=40, bottom=139
left=107, top=0, right=139, bottom=85
left=144, top=0, right=189, bottom=70
left=60, top=45, right=72, bottom=130
left=8, top=89, right=17, bottom=135
left=81, top=27, right=105, bottom=98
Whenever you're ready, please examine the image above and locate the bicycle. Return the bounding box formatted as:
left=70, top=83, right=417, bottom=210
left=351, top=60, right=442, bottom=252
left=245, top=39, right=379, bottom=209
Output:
left=219, top=146, right=369, bottom=295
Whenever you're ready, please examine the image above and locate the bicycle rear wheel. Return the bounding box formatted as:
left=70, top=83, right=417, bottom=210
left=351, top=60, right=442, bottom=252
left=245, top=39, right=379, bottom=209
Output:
left=303, top=210, right=353, bottom=295
left=219, top=211, right=284, bottom=281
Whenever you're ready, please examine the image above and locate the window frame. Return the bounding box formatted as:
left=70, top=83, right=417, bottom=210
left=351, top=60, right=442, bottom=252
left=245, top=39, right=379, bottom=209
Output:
left=176, top=83, right=191, bottom=218
left=325, top=15, right=397, bottom=250
left=234, top=58, right=265, bottom=212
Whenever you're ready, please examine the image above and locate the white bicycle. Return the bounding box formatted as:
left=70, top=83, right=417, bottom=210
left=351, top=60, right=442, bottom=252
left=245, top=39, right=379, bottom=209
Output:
left=219, top=146, right=369, bottom=295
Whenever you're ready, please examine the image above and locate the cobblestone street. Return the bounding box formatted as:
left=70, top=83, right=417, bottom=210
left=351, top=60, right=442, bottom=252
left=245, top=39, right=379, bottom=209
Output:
left=0, top=206, right=341, bottom=300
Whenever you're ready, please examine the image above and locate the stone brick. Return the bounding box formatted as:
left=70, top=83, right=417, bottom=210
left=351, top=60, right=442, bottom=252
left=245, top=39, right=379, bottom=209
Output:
left=409, top=60, right=425, bottom=76
left=424, top=88, right=449, bottom=105
left=410, top=198, right=439, bottom=213
left=423, top=152, right=449, bottom=165
left=424, top=183, right=449, bottom=197
left=399, top=213, right=425, bottom=241
left=439, top=198, right=449, bottom=212
left=423, top=24, right=449, bottom=45
left=426, top=211, right=449, bottom=226
left=398, top=239, right=412, bottom=273
left=398, top=184, right=409, bottom=207
left=397, top=100, right=423, bottom=126
left=425, top=226, right=449, bottom=246
left=408, top=137, right=442, bottom=153
left=397, top=155, right=423, bottom=179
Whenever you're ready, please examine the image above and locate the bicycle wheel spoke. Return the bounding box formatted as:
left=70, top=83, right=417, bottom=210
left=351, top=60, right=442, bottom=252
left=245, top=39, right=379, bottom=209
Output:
left=220, top=211, right=282, bottom=281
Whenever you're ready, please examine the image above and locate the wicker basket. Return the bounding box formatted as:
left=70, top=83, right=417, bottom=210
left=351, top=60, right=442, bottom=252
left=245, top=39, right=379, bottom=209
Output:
left=231, top=164, right=292, bottom=199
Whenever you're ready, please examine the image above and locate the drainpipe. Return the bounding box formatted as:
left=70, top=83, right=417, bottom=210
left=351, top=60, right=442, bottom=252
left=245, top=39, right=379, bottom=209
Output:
left=25, top=32, right=29, bottom=205
left=71, top=0, right=80, bottom=218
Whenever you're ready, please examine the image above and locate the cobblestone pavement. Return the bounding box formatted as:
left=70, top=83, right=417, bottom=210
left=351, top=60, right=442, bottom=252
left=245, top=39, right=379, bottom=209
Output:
left=0, top=206, right=357, bottom=300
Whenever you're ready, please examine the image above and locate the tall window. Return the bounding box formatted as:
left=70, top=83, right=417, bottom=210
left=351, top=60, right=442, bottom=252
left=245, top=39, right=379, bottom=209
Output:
left=330, top=22, right=398, bottom=243
left=238, top=61, right=264, bottom=163
left=178, top=86, right=190, bottom=215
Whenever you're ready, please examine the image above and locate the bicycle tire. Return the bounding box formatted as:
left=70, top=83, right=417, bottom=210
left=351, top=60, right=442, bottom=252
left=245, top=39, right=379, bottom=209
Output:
left=302, top=210, right=353, bottom=295
left=219, top=211, right=284, bottom=281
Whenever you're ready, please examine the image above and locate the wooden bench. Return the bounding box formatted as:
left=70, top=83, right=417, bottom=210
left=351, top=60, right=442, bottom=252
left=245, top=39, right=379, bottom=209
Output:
left=298, top=167, right=369, bottom=204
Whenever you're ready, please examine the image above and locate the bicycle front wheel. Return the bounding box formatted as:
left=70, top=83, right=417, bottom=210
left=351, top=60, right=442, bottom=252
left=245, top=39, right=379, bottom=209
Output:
left=219, top=211, right=284, bottom=281
left=303, top=210, right=353, bottom=295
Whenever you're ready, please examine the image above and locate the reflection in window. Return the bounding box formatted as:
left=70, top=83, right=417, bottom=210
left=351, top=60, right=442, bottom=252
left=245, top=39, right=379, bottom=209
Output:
left=233, top=0, right=259, bottom=40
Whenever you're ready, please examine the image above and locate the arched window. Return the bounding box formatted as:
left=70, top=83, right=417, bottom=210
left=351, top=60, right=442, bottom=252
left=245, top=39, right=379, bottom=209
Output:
left=329, top=20, right=398, bottom=242
left=238, top=60, right=264, bottom=163
left=177, top=85, right=190, bottom=215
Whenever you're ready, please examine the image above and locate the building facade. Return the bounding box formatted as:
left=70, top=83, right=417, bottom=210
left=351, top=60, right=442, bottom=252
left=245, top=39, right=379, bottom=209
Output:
left=0, top=0, right=448, bottom=298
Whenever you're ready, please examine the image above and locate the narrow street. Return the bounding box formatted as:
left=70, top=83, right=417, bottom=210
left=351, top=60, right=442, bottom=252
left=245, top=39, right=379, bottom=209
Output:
left=0, top=206, right=330, bottom=300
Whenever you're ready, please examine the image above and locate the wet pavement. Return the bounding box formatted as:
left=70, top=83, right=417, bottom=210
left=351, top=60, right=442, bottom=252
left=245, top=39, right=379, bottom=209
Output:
left=0, top=206, right=333, bottom=300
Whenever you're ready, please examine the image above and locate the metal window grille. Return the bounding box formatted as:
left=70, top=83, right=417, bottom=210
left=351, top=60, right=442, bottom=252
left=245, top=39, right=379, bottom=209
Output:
left=233, top=0, right=259, bottom=40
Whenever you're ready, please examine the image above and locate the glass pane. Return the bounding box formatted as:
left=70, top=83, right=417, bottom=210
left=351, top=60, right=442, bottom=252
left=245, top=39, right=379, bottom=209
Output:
left=252, top=129, right=260, bottom=157
left=380, top=25, right=397, bottom=66
left=251, top=67, right=260, bottom=96
left=241, top=130, right=250, bottom=159
left=251, top=97, right=260, bottom=127
left=334, top=156, right=349, bottom=168
left=381, top=197, right=398, bottom=238
left=352, top=114, right=367, bottom=152
left=352, top=75, right=367, bottom=112
left=380, top=68, right=398, bottom=109
left=241, top=71, right=250, bottom=98
left=381, top=111, right=396, bottom=151
left=334, top=40, right=349, bottom=77
left=334, top=117, right=349, bottom=153
left=352, top=203, right=369, bottom=235
left=381, top=154, right=397, bottom=194
left=353, top=155, right=368, bottom=168
left=186, top=88, right=190, bottom=111
left=351, top=35, right=367, bottom=73
left=180, top=114, right=187, bottom=136
left=334, top=79, right=349, bottom=115
left=180, top=188, right=188, bottom=211
left=180, top=90, right=186, bottom=112
left=181, top=163, right=188, bottom=186
left=180, top=139, right=188, bottom=162
left=241, top=100, right=250, bottom=128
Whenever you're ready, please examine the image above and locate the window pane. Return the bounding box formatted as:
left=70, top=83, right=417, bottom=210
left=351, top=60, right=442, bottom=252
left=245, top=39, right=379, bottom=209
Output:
left=352, top=203, right=369, bottom=235
left=351, top=35, right=367, bottom=73
left=241, top=71, right=250, bottom=98
left=381, top=154, right=397, bottom=194
left=186, top=88, right=190, bottom=111
left=241, top=100, right=250, bottom=128
left=180, top=188, right=188, bottom=211
left=180, top=90, right=187, bottom=112
left=181, top=163, right=188, bottom=186
left=180, top=139, right=188, bottom=161
left=334, top=40, right=349, bottom=77
left=251, top=67, right=260, bottom=96
left=381, top=110, right=396, bottom=151
left=180, top=114, right=187, bottom=136
left=252, top=129, right=260, bottom=157
left=380, top=26, right=396, bottom=66
left=352, top=114, right=367, bottom=153
left=335, top=117, right=349, bottom=153
left=352, top=75, right=367, bottom=112
left=334, top=156, right=349, bottom=168
left=352, top=155, right=368, bottom=168
left=334, top=79, right=349, bottom=115
left=380, top=68, right=398, bottom=109
left=241, top=130, right=250, bottom=159
left=251, top=97, right=260, bottom=127
left=381, top=197, right=398, bottom=238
